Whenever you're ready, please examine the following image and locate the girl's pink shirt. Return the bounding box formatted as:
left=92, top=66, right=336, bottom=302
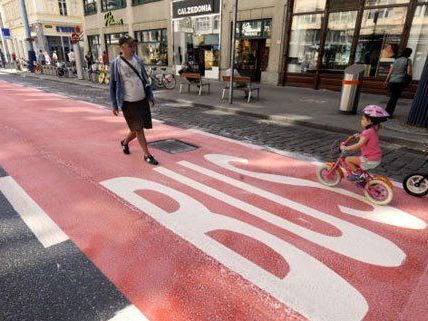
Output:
left=360, top=127, right=382, bottom=161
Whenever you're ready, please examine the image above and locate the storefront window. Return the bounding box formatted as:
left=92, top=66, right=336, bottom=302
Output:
left=407, top=4, right=428, bottom=80
left=173, top=15, right=220, bottom=78
left=101, top=0, right=126, bottom=12
left=294, top=0, right=326, bottom=13
left=234, top=19, right=272, bottom=80
left=365, top=0, right=409, bottom=6
left=83, top=0, right=97, bottom=15
left=105, top=32, right=128, bottom=61
left=355, top=6, right=407, bottom=77
left=287, top=13, right=323, bottom=73
left=88, top=35, right=101, bottom=58
left=135, top=29, right=168, bottom=65
left=133, top=0, right=161, bottom=4
left=323, top=11, right=357, bottom=70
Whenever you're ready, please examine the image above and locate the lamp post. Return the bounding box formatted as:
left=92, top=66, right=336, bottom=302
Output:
left=19, top=0, right=36, bottom=71
left=229, top=0, right=238, bottom=104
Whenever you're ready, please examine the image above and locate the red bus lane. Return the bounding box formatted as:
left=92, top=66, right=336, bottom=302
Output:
left=0, top=81, right=427, bottom=321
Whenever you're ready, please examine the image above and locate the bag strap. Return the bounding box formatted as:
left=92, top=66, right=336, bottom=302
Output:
left=120, top=55, right=147, bottom=87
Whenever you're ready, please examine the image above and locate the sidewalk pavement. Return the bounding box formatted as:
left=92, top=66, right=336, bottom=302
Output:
left=5, top=68, right=428, bottom=151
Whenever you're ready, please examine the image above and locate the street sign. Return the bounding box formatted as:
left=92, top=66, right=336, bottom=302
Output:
left=1, top=28, right=10, bottom=39
left=71, top=33, right=80, bottom=42
left=75, top=26, right=81, bottom=33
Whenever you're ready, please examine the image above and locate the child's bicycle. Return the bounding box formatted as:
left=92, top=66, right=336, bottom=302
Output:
left=403, top=171, right=428, bottom=197
left=316, top=135, right=394, bottom=206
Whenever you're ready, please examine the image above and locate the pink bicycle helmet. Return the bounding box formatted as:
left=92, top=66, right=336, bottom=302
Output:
left=362, top=105, right=390, bottom=118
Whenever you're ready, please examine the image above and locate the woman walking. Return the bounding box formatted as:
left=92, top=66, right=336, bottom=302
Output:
left=384, top=48, right=413, bottom=118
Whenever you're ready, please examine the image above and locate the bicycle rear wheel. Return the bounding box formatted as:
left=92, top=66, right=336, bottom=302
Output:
left=364, top=179, right=393, bottom=206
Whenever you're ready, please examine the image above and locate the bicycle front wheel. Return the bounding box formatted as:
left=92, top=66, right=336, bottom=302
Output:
left=163, top=74, right=176, bottom=89
left=403, top=174, right=428, bottom=197
left=316, top=164, right=341, bottom=187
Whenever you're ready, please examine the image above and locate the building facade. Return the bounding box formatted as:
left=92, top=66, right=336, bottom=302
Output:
left=83, top=0, right=287, bottom=83
left=0, top=0, right=84, bottom=61
left=86, top=0, right=427, bottom=93
left=281, top=0, right=428, bottom=95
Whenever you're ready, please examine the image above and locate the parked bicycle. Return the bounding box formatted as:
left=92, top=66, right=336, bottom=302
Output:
left=56, top=62, right=66, bottom=77
left=403, top=171, right=428, bottom=197
left=317, top=135, right=394, bottom=206
left=33, top=62, right=43, bottom=74
left=147, top=66, right=176, bottom=89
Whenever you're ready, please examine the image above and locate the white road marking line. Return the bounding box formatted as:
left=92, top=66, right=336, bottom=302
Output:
left=108, top=305, right=150, bottom=321
left=0, top=176, right=69, bottom=248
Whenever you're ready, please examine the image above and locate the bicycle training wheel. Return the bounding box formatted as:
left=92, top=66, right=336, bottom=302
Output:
left=316, top=164, right=341, bottom=187
left=403, top=174, right=428, bottom=197
left=364, top=179, right=393, bottom=206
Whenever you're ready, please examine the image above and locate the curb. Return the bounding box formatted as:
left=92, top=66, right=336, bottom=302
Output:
left=157, top=97, right=428, bottom=152
left=13, top=71, right=428, bottom=152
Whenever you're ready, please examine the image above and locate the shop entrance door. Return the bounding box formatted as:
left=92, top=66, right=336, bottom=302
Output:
left=236, top=38, right=268, bottom=81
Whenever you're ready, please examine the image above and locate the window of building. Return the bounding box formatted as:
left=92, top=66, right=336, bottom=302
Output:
left=293, top=0, right=326, bottom=13
left=101, top=0, right=126, bottom=12
left=87, top=35, right=101, bottom=58
left=84, top=0, right=97, bottom=15
left=58, top=0, right=67, bottom=16
left=287, top=13, right=323, bottom=73
left=407, top=4, right=428, bottom=80
left=173, top=14, right=221, bottom=78
left=105, top=32, right=128, bottom=60
left=355, top=6, right=407, bottom=77
left=322, top=11, right=357, bottom=70
left=132, top=0, right=161, bottom=4
left=135, top=29, right=168, bottom=65
left=365, top=0, right=409, bottom=6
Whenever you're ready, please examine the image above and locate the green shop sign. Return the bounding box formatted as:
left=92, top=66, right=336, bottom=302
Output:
left=104, top=11, right=124, bottom=27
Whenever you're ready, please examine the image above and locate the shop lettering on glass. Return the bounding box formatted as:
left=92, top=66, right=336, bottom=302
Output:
left=101, top=153, right=426, bottom=321
left=173, top=0, right=220, bottom=19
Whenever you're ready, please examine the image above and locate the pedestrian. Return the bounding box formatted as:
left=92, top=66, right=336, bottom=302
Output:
left=68, top=49, right=75, bottom=67
left=102, top=50, right=109, bottom=65
left=0, top=49, right=5, bottom=68
left=384, top=47, right=413, bottom=118
left=44, top=51, right=51, bottom=65
left=37, top=49, right=46, bottom=65
left=109, top=35, right=158, bottom=165
left=340, top=105, right=389, bottom=180
left=85, top=51, right=94, bottom=69
left=52, top=51, right=58, bottom=64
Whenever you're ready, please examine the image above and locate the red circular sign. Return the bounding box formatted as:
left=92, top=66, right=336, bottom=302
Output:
left=75, top=26, right=81, bottom=33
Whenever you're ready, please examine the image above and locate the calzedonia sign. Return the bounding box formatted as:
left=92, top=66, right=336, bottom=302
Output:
left=172, top=0, right=220, bottom=19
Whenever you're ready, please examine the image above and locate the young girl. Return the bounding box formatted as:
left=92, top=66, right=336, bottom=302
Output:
left=340, top=105, right=389, bottom=181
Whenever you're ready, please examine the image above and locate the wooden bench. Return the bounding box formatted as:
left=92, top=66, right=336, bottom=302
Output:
left=221, top=76, right=260, bottom=103
left=179, top=72, right=210, bottom=96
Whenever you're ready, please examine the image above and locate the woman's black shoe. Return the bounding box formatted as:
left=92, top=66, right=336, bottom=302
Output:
left=144, top=155, right=158, bottom=165
left=120, top=140, right=130, bottom=154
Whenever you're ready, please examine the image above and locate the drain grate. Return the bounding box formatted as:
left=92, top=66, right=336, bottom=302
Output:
left=149, top=139, right=199, bottom=154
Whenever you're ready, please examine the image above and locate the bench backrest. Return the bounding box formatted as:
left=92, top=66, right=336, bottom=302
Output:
left=181, top=72, right=201, bottom=80
left=222, top=75, right=251, bottom=83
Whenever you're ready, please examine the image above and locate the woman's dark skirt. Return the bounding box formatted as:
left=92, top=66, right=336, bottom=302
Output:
left=122, top=99, right=152, bottom=131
